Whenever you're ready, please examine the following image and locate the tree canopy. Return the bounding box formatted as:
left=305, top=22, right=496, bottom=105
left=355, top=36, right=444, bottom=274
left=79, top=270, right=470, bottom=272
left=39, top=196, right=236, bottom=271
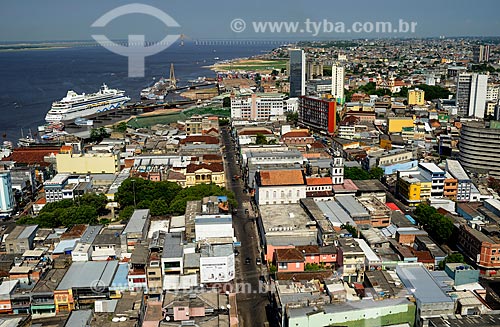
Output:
left=115, top=178, right=236, bottom=216
left=344, top=167, right=384, bottom=180
left=414, top=204, right=454, bottom=244
left=17, top=193, right=108, bottom=228
left=438, top=253, right=465, bottom=270
left=415, top=84, right=452, bottom=101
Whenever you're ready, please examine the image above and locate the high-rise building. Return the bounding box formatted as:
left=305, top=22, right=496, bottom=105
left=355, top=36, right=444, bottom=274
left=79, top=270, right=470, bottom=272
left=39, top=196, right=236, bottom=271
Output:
left=298, top=96, right=336, bottom=135
left=331, top=63, right=345, bottom=105
left=473, top=45, right=490, bottom=63
left=306, top=60, right=323, bottom=80
left=289, top=49, right=306, bottom=97
left=0, top=171, right=14, bottom=217
left=456, top=73, right=488, bottom=118
left=459, top=121, right=500, bottom=178
left=408, top=88, right=425, bottom=106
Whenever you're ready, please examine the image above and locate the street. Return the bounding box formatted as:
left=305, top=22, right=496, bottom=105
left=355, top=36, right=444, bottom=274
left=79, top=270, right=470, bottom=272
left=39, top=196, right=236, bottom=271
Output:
left=221, top=127, right=270, bottom=327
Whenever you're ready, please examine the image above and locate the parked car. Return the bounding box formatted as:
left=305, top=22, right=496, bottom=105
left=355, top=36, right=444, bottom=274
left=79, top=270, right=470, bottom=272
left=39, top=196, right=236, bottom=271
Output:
left=256, top=258, right=262, bottom=265
left=245, top=257, right=251, bottom=265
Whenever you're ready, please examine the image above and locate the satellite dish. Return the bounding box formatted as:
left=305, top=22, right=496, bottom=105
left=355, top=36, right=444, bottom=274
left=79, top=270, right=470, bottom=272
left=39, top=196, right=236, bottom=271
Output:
left=119, top=317, right=127, bottom=322
left=166, top=316, right=171, bottom=321
left=112, top=317, right=120, bottom=322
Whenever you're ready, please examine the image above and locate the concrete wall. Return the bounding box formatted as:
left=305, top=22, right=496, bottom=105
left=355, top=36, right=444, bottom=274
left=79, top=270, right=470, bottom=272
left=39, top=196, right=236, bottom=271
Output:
left=288, top=300, right=415, bottom=327
left=56, top=153, right=118, bottom=174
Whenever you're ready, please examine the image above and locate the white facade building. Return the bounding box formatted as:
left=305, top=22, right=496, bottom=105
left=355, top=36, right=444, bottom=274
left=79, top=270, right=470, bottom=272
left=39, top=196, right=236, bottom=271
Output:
left=286, top=97, right=299, bottom=112
left=0, top=171, right=14, bottom=217
left=331, top=153, right=344, bottom=185
left=194, top=215, right=234, bottom=242
left=255, top=170, right=307, bottom=205
left=231, top=93, right=285, bottom=120
left=199, top=244, right=235, bottom=283
left=487, top=84, right=499, bottom=101
left=331, top=64, right=345, bottom=103
left=456, top=73, right=488, bottom=118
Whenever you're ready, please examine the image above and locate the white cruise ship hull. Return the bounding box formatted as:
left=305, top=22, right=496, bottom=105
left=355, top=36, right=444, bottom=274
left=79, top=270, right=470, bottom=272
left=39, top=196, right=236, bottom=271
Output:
left=45, top=99, right=128, bottom=123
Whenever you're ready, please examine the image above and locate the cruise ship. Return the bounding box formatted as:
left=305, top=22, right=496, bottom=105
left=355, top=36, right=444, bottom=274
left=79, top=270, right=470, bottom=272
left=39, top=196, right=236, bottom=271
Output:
left=45, top=84, right=130, bottom=123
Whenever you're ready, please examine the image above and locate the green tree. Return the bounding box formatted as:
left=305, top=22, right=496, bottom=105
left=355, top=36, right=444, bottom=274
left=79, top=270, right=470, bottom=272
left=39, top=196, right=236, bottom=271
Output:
left=369, top=167, right=384, bottom=180
left=89, top=127, right=110, bottom=142
left=150, top=199, right=169, bottom=216
left=341, top=223, right=357, bottom=236
left=255, top=133, right=268, bottom=145
left=114, top=121, right=128, bottom=133
left=414, top=204, right=454, bottom=244
left=119, top=205, right=135, bottom=221
left=438, top=253, right=465, bottom=270
left=395, top=86, right=408, bottom=98
left=344, top=167, right=371, bottom=180
left=285, top=112, right=298, bottom=125
left=416, top=84, right=452, bottom=101
left=222, top=97, right=231, bottom=108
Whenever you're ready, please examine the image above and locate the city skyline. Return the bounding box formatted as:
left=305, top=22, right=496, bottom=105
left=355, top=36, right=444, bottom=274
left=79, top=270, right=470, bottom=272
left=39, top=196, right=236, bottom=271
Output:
left=1, top=0, right=500, bottom=42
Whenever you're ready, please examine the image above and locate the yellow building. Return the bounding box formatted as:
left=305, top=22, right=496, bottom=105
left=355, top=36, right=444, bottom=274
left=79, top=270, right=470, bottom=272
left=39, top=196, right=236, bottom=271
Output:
left=387, top=117, right=415, bottom=133
left=398, top=173, right=433, bottom=206
left=419, top=180, right=432, bottom=201
left=408, top=88, right=425, bottom=105
left=184, top=163, right=225, bottom=188
left=398, top=175, right=421, bottom=206
left=56, top=147, right=119, bottom=174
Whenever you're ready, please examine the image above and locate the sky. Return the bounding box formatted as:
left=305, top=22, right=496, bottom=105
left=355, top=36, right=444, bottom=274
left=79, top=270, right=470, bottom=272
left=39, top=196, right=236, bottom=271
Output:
left=1, top=0, right=500, bottom=42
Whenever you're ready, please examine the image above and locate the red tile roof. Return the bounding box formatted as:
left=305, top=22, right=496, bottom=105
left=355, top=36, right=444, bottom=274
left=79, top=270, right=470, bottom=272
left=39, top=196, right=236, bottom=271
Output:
left=166, top=170, right=186, bottom=180
left=238, top=128, right=273, bottom=136
left=180, top=135, right=219, bottom=145
left=2, top=147, right=60, bottom=166
left=186, top=163, right=224, bottom=173
left=309, top=141, right=325, bottom=149
left=257, top=170, right=305, bottom=186
left=282, top=131, right=310, bottom=138
left=306, top=177, right=332, bottom=186
left=202, top=154, right=222, bottom=162
left=34, top=197, right=47, bottom=205
left=275, top=248, right=305, bottom=262
left=296, top=245, right=320, bottom=255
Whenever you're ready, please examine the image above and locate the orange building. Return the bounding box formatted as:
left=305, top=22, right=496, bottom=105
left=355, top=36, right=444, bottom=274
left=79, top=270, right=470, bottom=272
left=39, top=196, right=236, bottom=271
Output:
left=274, top=248, right=305, bottom=272
left=444, top=176, right=458, bottom=200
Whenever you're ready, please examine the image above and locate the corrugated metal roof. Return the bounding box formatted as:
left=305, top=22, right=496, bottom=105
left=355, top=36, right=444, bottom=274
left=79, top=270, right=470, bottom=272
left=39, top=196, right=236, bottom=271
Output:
left=123, top=209, right=149, bottom=235
left=316, top=200, right=355, bottom=226
left=56, top=261, right=118, bottom=290
left=396, top=264, right=453, bottom=304
left=162, top=232, right=183, bottom=258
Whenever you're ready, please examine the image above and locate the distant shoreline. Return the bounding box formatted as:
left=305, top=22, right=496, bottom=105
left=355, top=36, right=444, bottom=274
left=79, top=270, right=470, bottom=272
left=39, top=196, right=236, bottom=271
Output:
left=0, top=46, right=70, bottom=52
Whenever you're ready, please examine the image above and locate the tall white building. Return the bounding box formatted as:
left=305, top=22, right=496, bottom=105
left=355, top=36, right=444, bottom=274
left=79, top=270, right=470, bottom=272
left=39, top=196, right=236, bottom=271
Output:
left=0, top=171, right=14, bottom=217
left=230, top=93, right=285, bottom=120
left=456, top=73, right=488, bottom=118
left=331, top=63, right=345, bottom=104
